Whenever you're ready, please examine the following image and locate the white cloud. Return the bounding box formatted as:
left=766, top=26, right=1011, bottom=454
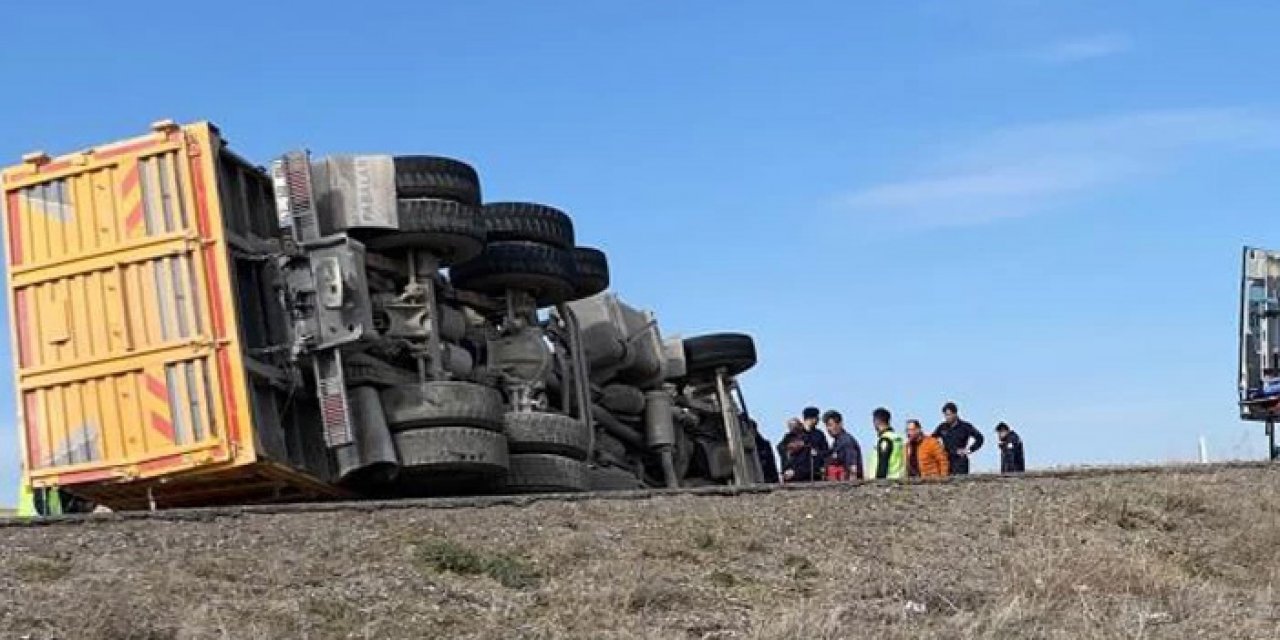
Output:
left=1035, top=33, right=1133, bottom=63
left=838, top=108, right=1280, bottom=228
left=841, top=156, right=1144, bottom=227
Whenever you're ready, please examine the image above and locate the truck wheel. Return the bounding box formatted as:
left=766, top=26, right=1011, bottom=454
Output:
left=381, top=381, right=506, bottom=432
left=482, top=202, right=575, bottom=249
left=503, top=411, right=590, bottom=461
left=587, top=465, right=647, bottom=491
left=570, top=247, right=609, bottom=300
left=450, top=242, right=575, bottom=306
left=504, top=453, right=587, bottom=493
left=674, top=427, right=694, bottom=480
left=599, top=384, right=645, bottom=416
left=595, top=431, right=629, bottom=462
left=394, top=156, right=481, bottom=205
left=364, top=200, right=486, bottom=264
left=683, top=333, right=757, bottom=378
left=393, top=426, right=509, bottom=475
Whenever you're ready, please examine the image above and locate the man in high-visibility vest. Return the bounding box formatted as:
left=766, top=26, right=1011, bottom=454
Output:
left=16, top=483, right=37, bottom=517
left=869, top=407, right=906, bottom=480
left=16, top=485, right=62, bottom=517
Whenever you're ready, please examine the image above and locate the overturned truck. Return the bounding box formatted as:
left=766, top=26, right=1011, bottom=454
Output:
left=1, top=121, right=765, bottom=510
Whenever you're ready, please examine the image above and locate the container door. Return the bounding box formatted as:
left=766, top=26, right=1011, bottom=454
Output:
left=3, top=127, right=240, bottom=486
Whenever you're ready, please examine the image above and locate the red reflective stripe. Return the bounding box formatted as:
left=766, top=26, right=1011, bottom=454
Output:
left=56, top=468, right=114, bottom=485
left=9, top=161, right=72, bottom=180
left=97, top=138, right=162, bottom=160
left=122, top=162, right=144, bottom=233
left=145, top=373, right=167, bottom=400
left=139, top=453, right=186, bottom=473
left=6, top=191, right=21, bottom=265
left=3, top=163, right=68, bottom=180
left=35, top=160, right=70, bottom=174
left=4, top=134, right=171, bottom=184
left=23, top=393, right=40, bottom=469
left=14, top=288, right=30, bottom=367
left=150, top=412, right=175, bottom=441
left=119, top=162, right=140, bottom=194
left=125, top=204, right=144, bottom=232
left=145, top=374, right=174, bottom=441
left=187, top=139, right=241, bottom=447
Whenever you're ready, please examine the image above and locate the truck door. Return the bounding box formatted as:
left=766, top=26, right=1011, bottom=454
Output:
left=1239, top=247, right=1280, bottom=420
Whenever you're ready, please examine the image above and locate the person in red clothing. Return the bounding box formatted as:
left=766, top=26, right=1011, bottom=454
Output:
left=822, top=410, right=863, bottom=480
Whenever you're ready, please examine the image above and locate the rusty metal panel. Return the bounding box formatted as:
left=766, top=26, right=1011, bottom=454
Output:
left=1, top=123, right=260, bottom=491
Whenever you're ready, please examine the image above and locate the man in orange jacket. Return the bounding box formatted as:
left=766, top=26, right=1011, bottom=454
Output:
left=906, top=419, right=949, bottom=478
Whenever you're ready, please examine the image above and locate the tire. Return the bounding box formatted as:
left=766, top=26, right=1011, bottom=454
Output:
left=588, top=465, right=647, bottom=491
left=599, top=384, right=645, bottom=416
left=380, top=382, right=505, bottom=432
left=437, top=305, right=467, bottom=342
left=450, top=242, right=575, bottom=307
left=363, top=200, right=485, bottom=263
left=482, top=202, right=575, bottom=249
left=674, top=427, right=694, bottom=480
left=503, top=411, right=591, bottom=461
left=682, top=333, right=757, bottom=378
left=570, top=247, right=609, bottom=299
left=393, top=156, right=481, bottom=205
left=595, top=432, right=629, bottom=462
left=504, top=453, right=587, bottom=493
left=393, top=426, right=509, bottom=475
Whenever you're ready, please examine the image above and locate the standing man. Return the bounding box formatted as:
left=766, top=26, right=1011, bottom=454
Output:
left=822, top=410, right=863, bottom=480
left=777, top=418, right=804, bottom=470
left=801, top=406, right=830, bottom=458
left=781, top=432, right=821, bottom=482
left=934, top=402, right=984, bottom=475
left=869, top=407, right=906, bottom=479
left=995, top=422, right=1025, bottom=474
left=905, top=419, right=949, bottom=478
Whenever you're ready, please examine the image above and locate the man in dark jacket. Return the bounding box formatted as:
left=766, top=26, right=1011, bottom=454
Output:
left=995, top=422, right=1025, bottom=473
left=822, top=410, right=863, bottom=480
left=782, top=434, right=822, bottom=482
left=777, top=418, right=804, bottom=469
left=800, top=406, right=830, bottom=463
left=781, top=408, right=830, bottom=482
left=933, top=401, right=984, bottom=475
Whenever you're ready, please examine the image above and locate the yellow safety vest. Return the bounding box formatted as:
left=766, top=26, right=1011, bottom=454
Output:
left=16, top=484, right=36, bottom=517
left=871, top=430, right=907, bottom=479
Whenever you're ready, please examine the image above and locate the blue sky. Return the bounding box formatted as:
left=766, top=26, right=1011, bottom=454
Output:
left=2, top=1, right=1278, bottom=501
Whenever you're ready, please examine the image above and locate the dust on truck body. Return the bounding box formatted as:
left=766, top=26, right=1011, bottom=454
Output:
left=2, top=121, right=766, bottom=509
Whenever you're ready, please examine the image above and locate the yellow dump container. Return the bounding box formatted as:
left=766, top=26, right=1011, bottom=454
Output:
left=2, top=121, right=344, bottom=509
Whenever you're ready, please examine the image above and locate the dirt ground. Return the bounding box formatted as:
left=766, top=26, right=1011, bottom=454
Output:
left=0, top=466, right=1278, bottom=640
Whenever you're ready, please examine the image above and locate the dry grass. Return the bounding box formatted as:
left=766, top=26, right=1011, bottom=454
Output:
left=1, top=467, right=1279, bottom=639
